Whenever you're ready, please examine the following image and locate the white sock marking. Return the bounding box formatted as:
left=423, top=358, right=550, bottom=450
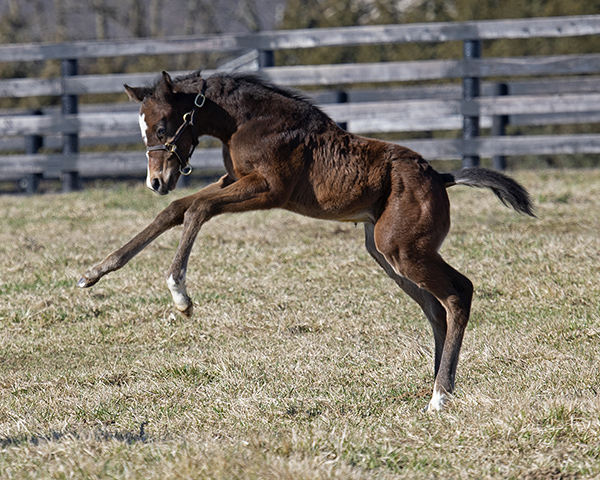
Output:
left=167, top=275, right=190, bottom=311
left=428, top=389, right=447, bottom=411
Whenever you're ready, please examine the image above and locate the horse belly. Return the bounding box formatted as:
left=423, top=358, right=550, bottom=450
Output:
left=284, top=133, right=388, bottom=222
left=284, top=200, right=375, bottom=223
left=286, top=176, right=379, bottom=223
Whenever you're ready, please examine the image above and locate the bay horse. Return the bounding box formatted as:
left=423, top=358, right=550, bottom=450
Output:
left=77, top=70, right=534, bottom=411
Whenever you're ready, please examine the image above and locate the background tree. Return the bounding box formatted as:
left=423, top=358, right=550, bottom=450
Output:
left=280, top=0, right=600, bottom=65
left=128, top=0, right=147, bottom=38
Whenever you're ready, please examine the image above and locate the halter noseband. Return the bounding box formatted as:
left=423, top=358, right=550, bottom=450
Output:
left=145, top=85, right=207, bottom=176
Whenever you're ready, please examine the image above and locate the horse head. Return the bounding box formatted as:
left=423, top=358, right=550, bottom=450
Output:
left=125, top=71, right=202, bottom=195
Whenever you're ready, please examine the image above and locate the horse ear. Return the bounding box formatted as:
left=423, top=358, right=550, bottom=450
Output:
left=162, top=71, right=174, bottom=89
left=124, top=85, right=148, bottom=103
left=153, top=71, right=174, bottom=100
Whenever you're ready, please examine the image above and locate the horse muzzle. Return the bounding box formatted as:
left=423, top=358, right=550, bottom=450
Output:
left=147, top=172, right=178, bottom=195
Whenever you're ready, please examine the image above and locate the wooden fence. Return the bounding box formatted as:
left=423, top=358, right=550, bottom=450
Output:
left=2, top=15, right=600, bottom=192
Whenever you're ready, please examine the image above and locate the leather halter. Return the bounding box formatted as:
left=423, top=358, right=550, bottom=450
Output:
left=146, top=85, right=207, bottom=176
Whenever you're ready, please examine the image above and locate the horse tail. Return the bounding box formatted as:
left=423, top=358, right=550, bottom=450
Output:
left=440, top=167, right=535, bottom=217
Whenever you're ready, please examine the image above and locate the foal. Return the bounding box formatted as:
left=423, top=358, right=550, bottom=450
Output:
left=78, top=70, right=534, bottom=410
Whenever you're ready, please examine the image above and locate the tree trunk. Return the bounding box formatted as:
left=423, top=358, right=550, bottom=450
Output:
left=129, top=0, right=146, bottom=37
left=150, top=0, right=162, bottom=37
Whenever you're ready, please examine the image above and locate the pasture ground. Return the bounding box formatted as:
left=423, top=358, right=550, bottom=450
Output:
left=0, top=169, right=599, bottom=479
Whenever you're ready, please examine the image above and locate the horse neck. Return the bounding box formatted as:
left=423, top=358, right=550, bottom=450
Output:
left=195, top=84, right=238, bottom=143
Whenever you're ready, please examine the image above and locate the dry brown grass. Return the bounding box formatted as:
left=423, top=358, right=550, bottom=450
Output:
left=1, top=169, right=599, bottom=479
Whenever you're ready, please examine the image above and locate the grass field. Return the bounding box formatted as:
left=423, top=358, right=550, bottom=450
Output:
left=1, top=169, right=599, bottom=479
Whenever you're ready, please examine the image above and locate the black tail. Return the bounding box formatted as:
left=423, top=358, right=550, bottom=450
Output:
left=441, top=167, right=535, bottom=217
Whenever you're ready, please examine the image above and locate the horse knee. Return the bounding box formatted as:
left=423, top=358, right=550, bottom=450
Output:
left=156, top=198, right=190, bottom=226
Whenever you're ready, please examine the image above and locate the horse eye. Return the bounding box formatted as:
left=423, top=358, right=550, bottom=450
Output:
left=156, top=126, right=167, bottom=137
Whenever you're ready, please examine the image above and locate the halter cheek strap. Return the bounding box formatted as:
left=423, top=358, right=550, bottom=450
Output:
left=146, top=84, right=207, bottom=176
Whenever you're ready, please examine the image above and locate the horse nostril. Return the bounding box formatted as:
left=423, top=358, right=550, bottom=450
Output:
left=151, top=178, right=161, bottom=191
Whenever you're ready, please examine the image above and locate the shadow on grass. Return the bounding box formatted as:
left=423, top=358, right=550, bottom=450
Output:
left=0, top=422, right=148, bottom=448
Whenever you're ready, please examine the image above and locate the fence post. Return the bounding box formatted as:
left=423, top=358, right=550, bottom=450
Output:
left=335, top=90, right=348, bottom=130
left=257, top=50, right=275, bottom=68
left=61, top=58, right=81, bottom=192
left=462, top=39, right=481, bottom=168
left=21, top=109, right=44, bottom=194
left=492, top=83, right=508, bottom=170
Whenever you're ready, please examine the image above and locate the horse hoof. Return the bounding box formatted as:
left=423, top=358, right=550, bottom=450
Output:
left=77, top=276, right=96, bottom=288
left=178, top=303, right=194, bottom=318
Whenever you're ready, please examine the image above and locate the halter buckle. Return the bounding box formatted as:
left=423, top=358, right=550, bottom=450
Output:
left=164, top=143, right=177, bottom=154
left=194, top=93, right=206, bottom=108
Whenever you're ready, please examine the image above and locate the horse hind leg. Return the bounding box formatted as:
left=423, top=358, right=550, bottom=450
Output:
left=424, top=262, right=473, bottom=411
left=369, top=214, right=474, bottom=411
left=364, top=224, right=447, bottom=379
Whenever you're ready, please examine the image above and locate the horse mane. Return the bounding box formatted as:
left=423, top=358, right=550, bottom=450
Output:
left=221, top=72, right=315, bottom=105
left=153, top=69, right=331, bottom=131
left=170, top=70, right=316, bottom=108
left=172, top=70, right=205, bottom=94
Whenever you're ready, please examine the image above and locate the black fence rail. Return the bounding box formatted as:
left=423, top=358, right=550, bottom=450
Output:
left=2, top=15, right=600, bottom=192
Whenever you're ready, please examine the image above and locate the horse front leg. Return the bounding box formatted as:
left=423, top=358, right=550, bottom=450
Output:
left=77, top=198, right=190, bottom=289
left=77, top=176, right=233, bottom=290
left=163, top=172, right=282, bottom=317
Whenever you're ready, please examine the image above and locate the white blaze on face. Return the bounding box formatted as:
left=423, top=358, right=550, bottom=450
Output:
left=140, top=113, right=153, bottom=189
left=145, top=151, right=152, bottom=189
left=139, top=113, right=149, bottom=145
